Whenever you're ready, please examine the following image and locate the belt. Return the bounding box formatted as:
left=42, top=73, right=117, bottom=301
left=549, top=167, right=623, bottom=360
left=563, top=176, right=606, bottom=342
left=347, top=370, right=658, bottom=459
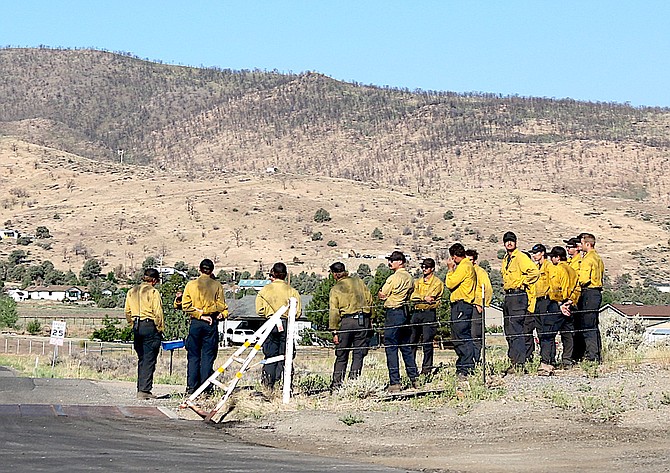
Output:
left=342, top=312, right=368, bottom=318
left=583, top=287, right=602, bottom=292
left=134, top=317, right=155, bottom=323
left=505, top=288, right=525, bottom=294
left=536, top=295, right=549, bottom=300
left=413, top=308, right=436, bottom=312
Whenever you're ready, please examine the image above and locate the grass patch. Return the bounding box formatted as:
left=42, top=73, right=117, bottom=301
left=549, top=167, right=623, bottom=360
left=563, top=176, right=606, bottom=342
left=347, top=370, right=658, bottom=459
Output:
left=339, top=413, right=365, bottom=426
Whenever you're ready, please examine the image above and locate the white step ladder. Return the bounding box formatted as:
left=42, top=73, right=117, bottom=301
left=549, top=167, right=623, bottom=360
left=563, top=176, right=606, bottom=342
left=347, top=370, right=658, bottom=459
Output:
left=181, top=298, right=298, bottom=422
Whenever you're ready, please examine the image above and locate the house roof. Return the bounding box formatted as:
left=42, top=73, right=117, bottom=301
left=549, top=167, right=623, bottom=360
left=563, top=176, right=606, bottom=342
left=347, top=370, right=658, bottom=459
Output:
left=24, top=285, right=88, bottom=293
left=238, top=279, right=271, bottom=288
left=606, top=304, right=670, bottom=319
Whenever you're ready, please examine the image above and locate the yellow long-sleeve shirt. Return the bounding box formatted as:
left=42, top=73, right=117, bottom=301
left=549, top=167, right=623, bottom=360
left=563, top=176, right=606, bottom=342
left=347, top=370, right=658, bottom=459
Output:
left=501, top=248, right=540, bottom=291
left=579, top=249, right=604, bottom=289
left=446, top=258, right=476, bottom=304
left=256, top=279, right=302, bottom=318
left=568, top=252, right=582, bottom=273
left=328, top=275, right=373, bottom=330
left=532, top=259, right=551, bottom=298
left=181, top=274, right=228, bottom=319
left=473, top=265, right=493, bottom=307
left=380, top=268, right=413, bottom=309
left=549, top=261, right=580, bottom=303
left=410, top=274, right=445, bottom=310
left=124, top=282, right=164, bottom=332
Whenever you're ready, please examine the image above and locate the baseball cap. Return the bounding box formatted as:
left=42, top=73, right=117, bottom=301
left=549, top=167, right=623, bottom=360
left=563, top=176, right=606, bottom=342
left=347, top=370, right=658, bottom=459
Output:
left=420, top=258, right=435, bottom=269
left=386, top=250, right=407, bottom=263
left=199, top=258, right=214, bottom=271
left=547, top=246, right=567, bottom=259
left=503, top=231, right=517, bottom=243
left=529, top=244, right=546, bottom=254
left=329, top=261, right=346, bottom=273
left=563, top=237, right=581, bottom=248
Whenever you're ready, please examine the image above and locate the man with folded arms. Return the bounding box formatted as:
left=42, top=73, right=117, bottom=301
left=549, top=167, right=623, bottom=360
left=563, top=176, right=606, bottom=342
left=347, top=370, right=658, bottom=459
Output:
left=500, top=231, right=540, bottom=373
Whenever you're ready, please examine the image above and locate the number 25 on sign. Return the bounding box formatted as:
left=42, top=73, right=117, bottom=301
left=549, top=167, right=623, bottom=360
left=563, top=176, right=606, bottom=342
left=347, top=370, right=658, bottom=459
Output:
left=50, top=321, right=67, bottom=347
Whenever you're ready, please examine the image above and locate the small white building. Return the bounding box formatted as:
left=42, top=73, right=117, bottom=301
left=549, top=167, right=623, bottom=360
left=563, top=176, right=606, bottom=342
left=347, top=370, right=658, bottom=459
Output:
left=0, top=229, right=20, bottom=239
left=23, top=285, right=89, bottom=302
left=5, top=288, right=28, bottom=302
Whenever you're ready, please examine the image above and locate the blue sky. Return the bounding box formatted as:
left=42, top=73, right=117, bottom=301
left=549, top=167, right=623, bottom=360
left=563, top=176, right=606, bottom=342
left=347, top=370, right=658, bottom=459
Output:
left=2, top=1, right=669, bottom=107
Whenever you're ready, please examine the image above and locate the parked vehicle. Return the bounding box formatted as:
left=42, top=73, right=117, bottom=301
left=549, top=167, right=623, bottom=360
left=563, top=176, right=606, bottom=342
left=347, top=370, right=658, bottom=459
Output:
left=226, top=328, right=256, bottom=345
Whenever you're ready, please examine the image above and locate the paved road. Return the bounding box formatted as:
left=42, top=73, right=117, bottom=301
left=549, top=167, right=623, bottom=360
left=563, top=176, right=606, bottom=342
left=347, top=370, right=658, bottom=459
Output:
left=0, top=367, right=409, bottom=472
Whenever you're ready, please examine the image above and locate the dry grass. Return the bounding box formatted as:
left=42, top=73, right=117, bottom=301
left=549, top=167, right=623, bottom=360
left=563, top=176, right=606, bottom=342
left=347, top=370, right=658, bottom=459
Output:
left=2, top=137, right=670, bottom=282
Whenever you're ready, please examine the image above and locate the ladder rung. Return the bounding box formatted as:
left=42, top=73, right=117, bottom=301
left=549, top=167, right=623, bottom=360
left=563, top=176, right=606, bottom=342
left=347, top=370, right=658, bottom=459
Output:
left=210, top=379, right=226, bottom=388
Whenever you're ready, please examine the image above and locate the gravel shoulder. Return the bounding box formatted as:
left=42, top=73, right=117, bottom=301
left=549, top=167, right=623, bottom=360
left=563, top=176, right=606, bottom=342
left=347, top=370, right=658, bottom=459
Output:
left=3, top=363, right=670, bottom=472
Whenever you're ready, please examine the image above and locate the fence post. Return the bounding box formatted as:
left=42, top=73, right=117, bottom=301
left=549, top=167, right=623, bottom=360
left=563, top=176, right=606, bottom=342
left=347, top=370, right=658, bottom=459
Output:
left=16, top=339, right=19, bottom=355
left=282, top=297, right=298, bottom=405
left=29, top=340, right=32, bottom=355
left=42, top=341, right=45, bottom=355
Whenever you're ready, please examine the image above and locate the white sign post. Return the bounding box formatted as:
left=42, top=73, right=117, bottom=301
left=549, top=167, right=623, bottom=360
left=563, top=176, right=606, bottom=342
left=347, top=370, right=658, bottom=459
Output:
left=49, top=320, right=67, bottom=368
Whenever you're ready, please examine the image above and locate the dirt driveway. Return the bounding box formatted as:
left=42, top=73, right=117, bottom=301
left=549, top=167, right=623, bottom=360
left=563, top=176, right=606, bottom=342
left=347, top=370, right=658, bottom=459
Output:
left=218, top=364, right=670, bottom=473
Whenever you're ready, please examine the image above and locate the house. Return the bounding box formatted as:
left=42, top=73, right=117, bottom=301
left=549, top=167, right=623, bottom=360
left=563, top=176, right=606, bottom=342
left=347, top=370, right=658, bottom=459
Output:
left=0, top=229, right=20, bottom=239
left=158, top=266, right=187, bottom=279
left=237, top=279, right=271, bottom=292
left=5, top=288, right=28, bottom=302
left=23, top=285, right=89, bottom=302
left=600, top=303, right=670, bottom=328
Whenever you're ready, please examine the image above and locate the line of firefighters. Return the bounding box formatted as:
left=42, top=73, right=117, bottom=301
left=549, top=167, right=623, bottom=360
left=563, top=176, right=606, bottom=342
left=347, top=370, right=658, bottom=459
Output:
left=122, top=230, right=604, bottom=399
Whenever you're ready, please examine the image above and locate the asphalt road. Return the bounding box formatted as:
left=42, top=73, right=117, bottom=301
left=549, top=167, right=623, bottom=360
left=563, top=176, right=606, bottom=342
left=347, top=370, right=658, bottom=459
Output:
left=0, top=367, right=408, bottom=472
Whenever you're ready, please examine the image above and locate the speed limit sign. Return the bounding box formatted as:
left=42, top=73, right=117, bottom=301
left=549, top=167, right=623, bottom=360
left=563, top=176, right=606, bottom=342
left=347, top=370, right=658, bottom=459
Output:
left=49, top=321, right=67, bottom=346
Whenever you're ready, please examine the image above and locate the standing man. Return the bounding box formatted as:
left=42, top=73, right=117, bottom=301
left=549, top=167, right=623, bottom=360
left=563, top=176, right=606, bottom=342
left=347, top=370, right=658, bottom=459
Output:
left=378, top=250, right=418, bottom=392
left=256, top=262, right=301, bottom=389
left=125, top=268, right=164, bottom=400
left=465, top=249, right=492, bottom=363
left=565, top=236, right=584, bottom=363
left=328, top=262, right=373, bottom=389
left=182, top=259, right=228, bottom=395
left=409, top=257, right=444, bottom=376
left=501, top=231, right=540, bottom=372
left=578, top=233, right=605, bottom=362
left=446, top=243, right=477, bottom=378
left=541, top=246, right=580, bottom=375
left=529, top=244, right=551, bottom=362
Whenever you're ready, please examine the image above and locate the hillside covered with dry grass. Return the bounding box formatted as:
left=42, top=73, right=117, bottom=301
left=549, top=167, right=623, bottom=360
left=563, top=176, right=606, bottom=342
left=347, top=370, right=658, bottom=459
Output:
left=1, top=48, right=669, bottom=282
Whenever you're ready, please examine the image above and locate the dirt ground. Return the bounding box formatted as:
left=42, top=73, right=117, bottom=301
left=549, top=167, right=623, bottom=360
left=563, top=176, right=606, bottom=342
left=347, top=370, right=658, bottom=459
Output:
left=209, top=364, right=670, bottom=473
left=3, top=346, right=670, bottom=472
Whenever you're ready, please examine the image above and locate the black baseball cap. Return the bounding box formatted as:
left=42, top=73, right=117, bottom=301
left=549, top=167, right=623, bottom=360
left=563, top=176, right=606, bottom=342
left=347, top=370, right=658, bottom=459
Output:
left=529, top=244, right=546, bottom=254
left=199, top=259, right=214, bottom=271
left=386, top=250, right=407, bottom=263
left=547, top=246, right=567, bottom=259
left=503, top=231, right=517, bottom=243
left=329, top=261, right=346, bottom=273
left=420, top=258, right=435, bottom=268
left=563, top=237, right=581, bottom=248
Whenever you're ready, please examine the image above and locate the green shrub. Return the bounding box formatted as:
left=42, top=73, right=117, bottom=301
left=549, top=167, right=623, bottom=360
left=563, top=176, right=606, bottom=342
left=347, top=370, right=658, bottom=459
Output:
left=314, top=208, right=331, bottom=223
left=0, top=295, right=18, bottom=328
left=91, top=316, right=133, bottom=342
left=26, top=319, right=42, bottom=335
